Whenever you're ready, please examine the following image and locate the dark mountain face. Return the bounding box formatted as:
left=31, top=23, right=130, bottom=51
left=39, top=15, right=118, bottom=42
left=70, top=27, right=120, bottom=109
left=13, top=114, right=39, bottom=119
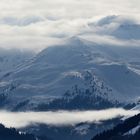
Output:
left=0, top=123, right=52, bottom=140
left=0, top=124, right=36, bottom=140
left=91, top=113, right=140, bottom=140
left=21, top=118, right=121, bottom=140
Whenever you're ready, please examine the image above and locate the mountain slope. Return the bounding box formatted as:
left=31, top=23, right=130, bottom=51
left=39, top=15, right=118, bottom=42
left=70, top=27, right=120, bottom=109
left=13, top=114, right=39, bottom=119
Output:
left=0, top=37, right=140, bottom=110
left=0, top=123, right=36, bottom=140
left=91, top=113, right=140, bottom=140
left=91, top=15, right=140, bottom=40
left=0, top=48, right=35, bottom=77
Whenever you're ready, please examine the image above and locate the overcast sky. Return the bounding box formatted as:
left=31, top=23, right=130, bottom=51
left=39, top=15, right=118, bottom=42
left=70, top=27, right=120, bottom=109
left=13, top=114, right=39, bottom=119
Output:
left=0, top=0, right=140, bottom=50
left=1, top=0, right=140, bottom=18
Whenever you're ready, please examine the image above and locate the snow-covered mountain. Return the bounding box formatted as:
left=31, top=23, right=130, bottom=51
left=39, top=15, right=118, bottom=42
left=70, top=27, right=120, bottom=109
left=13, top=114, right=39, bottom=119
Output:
left=0, top=48, right=35, bottom=77
left=89, top=15, right=140, bottom=40
left=0, top=36, right=140, bottom=110
left=0, top=15, right=140, bottom=140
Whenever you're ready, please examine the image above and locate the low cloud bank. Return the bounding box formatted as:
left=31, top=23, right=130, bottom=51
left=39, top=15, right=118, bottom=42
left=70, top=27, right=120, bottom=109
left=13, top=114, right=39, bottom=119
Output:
left=0, top=108, right=139, bottom=128
left=0, top=15, right=140, bottom=51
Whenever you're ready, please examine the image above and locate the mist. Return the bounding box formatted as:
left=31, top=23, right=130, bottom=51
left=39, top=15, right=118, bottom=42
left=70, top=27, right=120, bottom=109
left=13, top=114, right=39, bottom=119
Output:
left=0, top=108, right=139, bottom=128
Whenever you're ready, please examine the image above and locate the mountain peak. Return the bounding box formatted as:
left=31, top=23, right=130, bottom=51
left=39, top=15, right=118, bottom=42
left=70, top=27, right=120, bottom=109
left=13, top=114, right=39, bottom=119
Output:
left=96, top=15, right=137, bottom=26
left=65, top=36, right=85, bottom=46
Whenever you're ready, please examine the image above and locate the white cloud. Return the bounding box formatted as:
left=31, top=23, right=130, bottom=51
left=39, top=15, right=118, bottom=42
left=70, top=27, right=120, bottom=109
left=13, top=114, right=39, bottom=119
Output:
left=0, top=17, right=91, bottom=50
left=0, top=108, right=139, bottom=128
left=80, top=34, right=140, bottom=47
left=0, top=0, right=140, bottom=50
left=0, top=0, right=140, bottom=19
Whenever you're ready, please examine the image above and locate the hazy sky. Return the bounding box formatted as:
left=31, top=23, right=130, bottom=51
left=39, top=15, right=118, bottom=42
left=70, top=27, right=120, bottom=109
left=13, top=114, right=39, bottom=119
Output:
left=0, top=0, right=140, bottom=18
left=0, top=0, right=140, bottom=50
